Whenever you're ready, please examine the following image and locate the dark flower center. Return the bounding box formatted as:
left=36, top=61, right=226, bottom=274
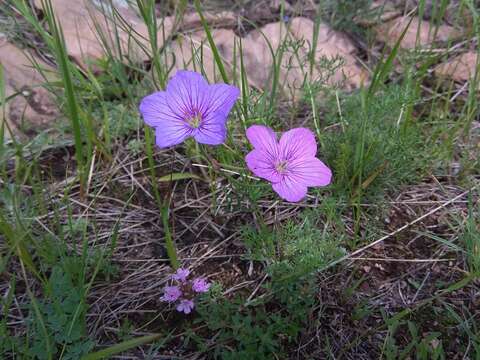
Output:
left=275, top=160, right=288, bottom=173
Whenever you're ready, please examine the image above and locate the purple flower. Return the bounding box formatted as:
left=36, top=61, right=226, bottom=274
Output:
left=161, top=286, right=182, bottom=302
left=139, top=70, right=239, bottom=148
left=176, top=299, right=195, bottom=314
left=192, top=278, right=211, bottom=293
left=245, top=125, right=332, bottom=202
left=172, top=268, right=190, bottom=282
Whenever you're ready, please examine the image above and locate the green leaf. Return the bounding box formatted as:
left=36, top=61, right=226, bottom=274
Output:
left=157, top=172, right=204, bottom=182
left=81, top=333, right=164, bottom=360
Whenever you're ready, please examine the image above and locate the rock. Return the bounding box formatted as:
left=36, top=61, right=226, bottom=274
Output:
left=375, top=16, right=461, bottom=49
left=434, top=51, right=479, bottom=85
left=165, top=17, right=368, bottom=101
left=392, top=0, right=471, bottom=27
left=289, top=17, right=368, bottom=91
left=32, top=0, right=368, bottom=103
left=32, top=0, right=238, bottom=71
left=166, top=27, right=270, bottom=91
left=244, top=21, right=303, bottom=98
left=167, top=29, right=234, bottom=84
left=33, top=0, right=173, bottom=70
left=231, top=18, right=368, bottom=99
left=180, top=11, right=237, bottom=32
left=0, top=40, right=59, bottom=139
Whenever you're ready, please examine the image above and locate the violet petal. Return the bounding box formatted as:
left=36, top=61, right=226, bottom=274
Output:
left=272, top=176, right=308, bottom=202
left=246, top=125, right=279, bottom=157
left=279, top=127, right=317, bottom=160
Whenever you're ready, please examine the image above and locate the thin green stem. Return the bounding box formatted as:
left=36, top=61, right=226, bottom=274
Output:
left=196, top=143, right=218, bottom=214
left=161, top=204, right=178, bottom=269
left=144, top=127, right=179, bottom=269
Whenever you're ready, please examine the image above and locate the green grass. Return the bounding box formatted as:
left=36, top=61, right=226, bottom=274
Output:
left=0, top=0, right=479, bottom=358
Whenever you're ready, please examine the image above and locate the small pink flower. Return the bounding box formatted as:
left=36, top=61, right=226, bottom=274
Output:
left=162, top=268, right=212, bottom=314
left=161, top=286, right=182, bottom=302
left=176, top=299, right=195, bottom=314
left=192, top=278, right=211, bottom=293
left=172, top=268, right=190, bottom=282
left=245, top=125, right=332, bottom=202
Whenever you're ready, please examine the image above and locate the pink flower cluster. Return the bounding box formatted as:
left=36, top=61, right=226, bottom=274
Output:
left=161, top=268, right=211, bottom=314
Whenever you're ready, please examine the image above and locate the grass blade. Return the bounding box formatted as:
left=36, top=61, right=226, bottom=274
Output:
left=158, top=172, right=204, bottom=182
left=193, top=0, right=229, bottom=84
left=81, top=333, right=164, bottom=360
left=40, top=0, right=87, bottom=195
left=367, top=15, right=414, bottom=99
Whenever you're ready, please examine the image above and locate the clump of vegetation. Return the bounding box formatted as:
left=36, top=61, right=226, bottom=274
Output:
left=24, top=266, right=94, bottom=360
left=321, top=0, right=372, bottom=32
left=194, top=277, right=317, bottom=358
left=243, top=210, right=345, bottom=279
left=323, top=84, right=427, bottom=200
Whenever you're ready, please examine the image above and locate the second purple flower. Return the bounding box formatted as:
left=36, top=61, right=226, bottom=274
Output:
left=245, top=125, right=332, bottom=202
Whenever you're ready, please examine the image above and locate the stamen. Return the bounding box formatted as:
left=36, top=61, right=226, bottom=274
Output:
left=275, top=160, right=288, bottom=173
left=186, top=112, right=202, bottom=129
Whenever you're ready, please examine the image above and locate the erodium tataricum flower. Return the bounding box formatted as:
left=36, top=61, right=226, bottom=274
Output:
left=245, top=125, right=332, bottom=202
left=161, top=286, right=182, bottom=302
left=192, top=278, right=211, bottom=293
left=139, top=70, right=239, bottom=148
left=176, top=299, right=195, bottom=314
left=172, top=268, right=190, bottom=282
left=161, top=267, right=211, bottom=315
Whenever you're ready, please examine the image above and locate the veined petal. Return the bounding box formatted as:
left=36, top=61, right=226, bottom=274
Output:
left=204, top=84, right=240, bottom=118
left=279, top=127, right=317, bottom=161
left=139, top=91, right=183, bottom=127
left=155, top=122, right=191, bottom=148
left=288, top=157, right=332, bottom=187
left=246, top=125, right=279, bottom=159
left=193, top=112, right=227, bottom=145
left=272, top=177, right=308, bottom=202
left=166, top=70, right=210, bottom=116
left=245, top=150, right=282, bottom=183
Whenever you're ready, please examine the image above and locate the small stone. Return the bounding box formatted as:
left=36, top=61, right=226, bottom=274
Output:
left=375, top=16, right=461, bottom=50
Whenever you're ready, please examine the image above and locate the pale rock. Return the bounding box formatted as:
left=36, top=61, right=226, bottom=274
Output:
left=375, top=16, right=461, bottom=49
left=0, top=40, right=59, bottom=138
left=289, top=17, right=368, bottom=91
left=434, top=51, right=479, bottom=85
left=33, top=0, right=173, bottom=70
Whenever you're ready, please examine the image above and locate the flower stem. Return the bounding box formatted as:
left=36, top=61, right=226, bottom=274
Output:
left=145, top=126, right=179, bottom=269
left=161, top=204, right=179, bottom=269
left=196, top=143, right=218, bottom=214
